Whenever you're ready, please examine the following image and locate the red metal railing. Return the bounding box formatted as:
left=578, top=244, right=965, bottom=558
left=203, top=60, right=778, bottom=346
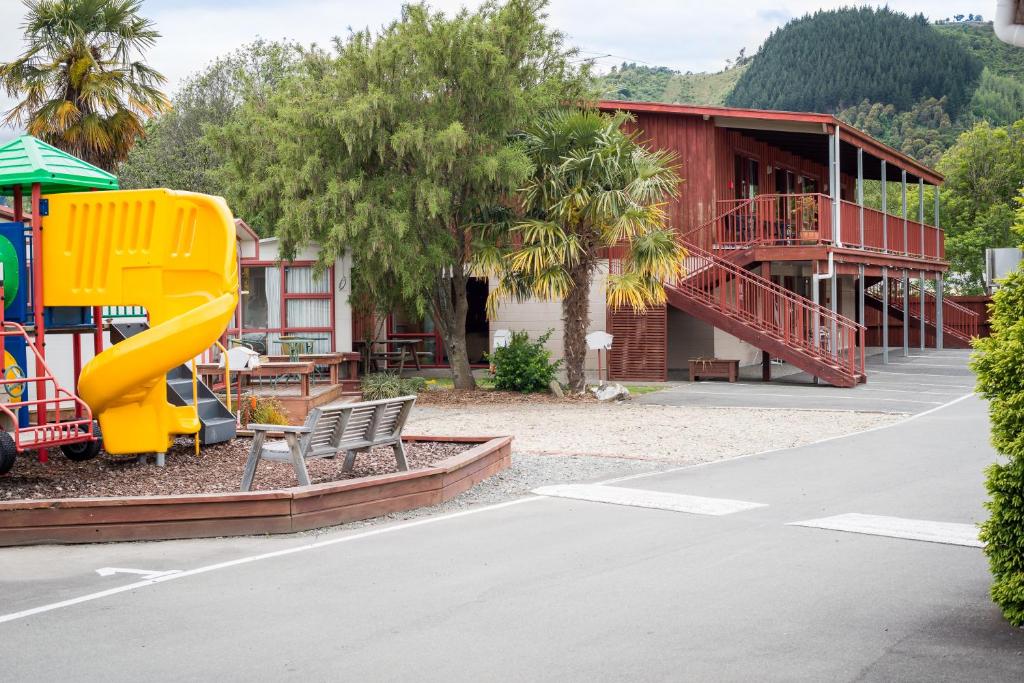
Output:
left=713, top=194, right=833, bottom=248
left=0, top=322, right=94, bottom=451
left=671, top=237, right=865, bottom=383
left=865, top=279, right=979, bottom=343
left=710, top=195, right=945, bottom=261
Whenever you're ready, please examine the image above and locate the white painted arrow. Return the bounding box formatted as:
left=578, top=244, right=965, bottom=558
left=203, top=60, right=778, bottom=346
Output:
left=95, top=567, right=181, bottom=579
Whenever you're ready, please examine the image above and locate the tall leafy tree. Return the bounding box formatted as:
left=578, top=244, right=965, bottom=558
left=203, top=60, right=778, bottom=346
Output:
left=475, top=109, right=685, bottom=392
left=0, top=0, right=170, bottom=170
left=120, top=40, right=301, bottom=202
left=215, top=0, right=586, bottom=389
left=938, top=120, right=1024, bottom=292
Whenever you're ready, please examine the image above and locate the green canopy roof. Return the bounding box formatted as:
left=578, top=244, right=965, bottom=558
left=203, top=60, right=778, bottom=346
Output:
left=0, top=135, right=118, bottom=195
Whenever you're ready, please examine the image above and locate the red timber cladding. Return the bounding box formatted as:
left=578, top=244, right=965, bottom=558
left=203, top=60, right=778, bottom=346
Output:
left=624, top=112, right=718, bottom=249
left=715, top=128, right=853, bottom=207
left=607, top=303, right=667, bottom=382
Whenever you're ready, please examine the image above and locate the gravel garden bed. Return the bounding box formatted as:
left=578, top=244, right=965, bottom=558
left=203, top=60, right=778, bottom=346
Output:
left=0, top=438, right=473, bottom=500
left=406, top=403, right=903, bottom=462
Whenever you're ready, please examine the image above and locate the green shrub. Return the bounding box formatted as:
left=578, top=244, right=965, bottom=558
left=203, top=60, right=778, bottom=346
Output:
left=971, top=267, right=1024, bottom=625
left=489, top=329, right=562, bottom=393
left=241, top=394, right=289, bottom=426
left=361, top=373, right=425, bottom=401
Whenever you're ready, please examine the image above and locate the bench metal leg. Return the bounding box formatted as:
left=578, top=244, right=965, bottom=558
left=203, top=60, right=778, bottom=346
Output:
left=393, top=440, right=408, bottom=471
left=240, top=431, right=266, bottom=492
left=285, top=432, right=311, bottom=487
left=342, top=449, right=358, bottom=473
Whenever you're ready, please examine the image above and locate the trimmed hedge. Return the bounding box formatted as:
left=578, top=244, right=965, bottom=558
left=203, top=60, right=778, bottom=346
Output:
left=971, top=268, right=1024, bottom=625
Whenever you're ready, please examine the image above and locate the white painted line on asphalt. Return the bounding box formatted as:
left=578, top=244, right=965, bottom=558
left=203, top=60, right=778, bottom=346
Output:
left=532, top=484, right=767, bottom=515
left=600, top=392, right=975, bottom=486
left=95, top=567, right=181, bottom=579
left=787, top=513, right=982, bottom=548
left=0, top=496, right=545, bottom=626
left=872, top=371, right=973, bottom=379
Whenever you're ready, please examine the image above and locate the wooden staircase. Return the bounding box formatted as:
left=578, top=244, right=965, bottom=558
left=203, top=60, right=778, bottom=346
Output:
left=864, top=279, right=979, bottom=349
left=667, top=239, right=865, bottom=387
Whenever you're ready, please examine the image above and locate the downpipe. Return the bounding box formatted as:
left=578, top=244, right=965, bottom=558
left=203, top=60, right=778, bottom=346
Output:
left=811, top=251, right=838, bottom=364
left=995, top=0, right=1024, bottom=47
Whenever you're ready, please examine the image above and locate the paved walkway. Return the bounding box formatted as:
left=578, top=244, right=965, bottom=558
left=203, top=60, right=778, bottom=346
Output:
left=1, top=353, right=1020, bottom=681
left=643, top=348, right=974, bottom=414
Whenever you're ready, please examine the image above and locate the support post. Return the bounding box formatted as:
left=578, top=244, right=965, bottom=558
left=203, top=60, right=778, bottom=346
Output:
left=30, top=183, right=46, bottom=462
left=918, top=178, right=925, bottom=256
left=72, top=333, right=82, bottom=418
left=934, top=185, right=941, bottom=258
left=902, top=170, right=908, bottom=256
left=919, top=270, right=925, bottom=350
left=93, top=306, right=103, bottom=356
left=830, top=270, right=838, bottom=353
left=882, top=267, right=889, bottom=364
left=857, top=265, right=865, bottom=326
left=761, top=350, right=771, bottom=382
left=881, top=160, right=888, bottom=251
left=936, top=273, right=944, bottom=350
left=857, top=147, right=864, bottom=247
left=831, top=128, right=842, bottom=247
left=902, top=270, right=909, bottom=357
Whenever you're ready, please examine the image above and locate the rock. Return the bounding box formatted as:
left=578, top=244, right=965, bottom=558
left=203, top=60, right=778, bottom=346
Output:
left=549, top=380, right=564, bottom=398
left=594, top=382, right=630, bottom=402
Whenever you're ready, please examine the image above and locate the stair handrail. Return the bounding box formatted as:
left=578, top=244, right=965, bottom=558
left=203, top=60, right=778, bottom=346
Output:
left=866, top=279, right=980, bottom=339
left=670, top=236, right=866, bottom=378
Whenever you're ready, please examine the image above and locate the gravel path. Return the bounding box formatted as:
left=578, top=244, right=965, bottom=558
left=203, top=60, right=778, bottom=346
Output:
left=407, top=403, right=903, bottom=462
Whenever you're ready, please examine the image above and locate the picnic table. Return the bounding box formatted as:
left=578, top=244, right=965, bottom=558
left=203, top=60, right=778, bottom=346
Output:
left=354, top=338, right=428, bottom=373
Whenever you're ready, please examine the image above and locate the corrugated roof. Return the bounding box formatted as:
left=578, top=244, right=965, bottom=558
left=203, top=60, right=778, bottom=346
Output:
left=0, top=135, right=119, bottom=195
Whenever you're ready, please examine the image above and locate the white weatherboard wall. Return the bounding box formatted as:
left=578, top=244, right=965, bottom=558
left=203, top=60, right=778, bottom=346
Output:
left=250, top=238, right=354, bottom=353
left=489, top=262, right=608, bottom=377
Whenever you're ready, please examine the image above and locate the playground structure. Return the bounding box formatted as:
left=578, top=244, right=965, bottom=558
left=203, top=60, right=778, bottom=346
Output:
left=0, top=135, right=238, bottom=474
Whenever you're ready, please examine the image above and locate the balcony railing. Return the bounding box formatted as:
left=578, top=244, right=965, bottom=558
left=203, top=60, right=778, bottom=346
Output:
left=713, top=194, right=944, bottom=260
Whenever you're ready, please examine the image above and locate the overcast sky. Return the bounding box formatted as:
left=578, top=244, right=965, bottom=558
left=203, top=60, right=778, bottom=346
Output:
left=0, top=0, right=988, bottom=141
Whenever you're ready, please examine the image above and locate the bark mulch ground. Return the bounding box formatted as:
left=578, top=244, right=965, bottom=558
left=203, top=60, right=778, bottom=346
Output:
left=415, top=388, right=596, bottom=407
left=0, top=438, right=473, bottom=500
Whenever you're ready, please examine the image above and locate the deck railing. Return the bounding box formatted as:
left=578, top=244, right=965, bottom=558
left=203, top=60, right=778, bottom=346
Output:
left=711, top=194, right=944, bottom=260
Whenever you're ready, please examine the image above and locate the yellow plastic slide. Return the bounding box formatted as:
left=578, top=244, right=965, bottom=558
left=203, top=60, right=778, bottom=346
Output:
left=43, top=189, right=238, bottom=454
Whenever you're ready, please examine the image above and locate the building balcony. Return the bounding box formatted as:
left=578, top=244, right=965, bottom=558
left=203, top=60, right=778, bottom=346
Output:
left=711, top=194, right=945, bottom=262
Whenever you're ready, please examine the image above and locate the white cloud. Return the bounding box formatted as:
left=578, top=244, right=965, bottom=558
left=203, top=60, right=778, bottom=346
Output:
left=0, top=0, right=989, bottom=139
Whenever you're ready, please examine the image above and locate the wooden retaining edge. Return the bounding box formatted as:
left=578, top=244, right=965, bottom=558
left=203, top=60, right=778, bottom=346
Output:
left=0, top=435, right=512, bottom=546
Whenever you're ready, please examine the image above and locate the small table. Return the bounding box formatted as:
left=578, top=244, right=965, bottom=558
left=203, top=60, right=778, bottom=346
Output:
left=689, top=358, right=739, bottom=383
left=275, top=336, right=326, bottom=362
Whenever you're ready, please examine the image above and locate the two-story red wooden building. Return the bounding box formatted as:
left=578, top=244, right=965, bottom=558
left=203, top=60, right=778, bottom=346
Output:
left=597, top=100, right=978, bottom=386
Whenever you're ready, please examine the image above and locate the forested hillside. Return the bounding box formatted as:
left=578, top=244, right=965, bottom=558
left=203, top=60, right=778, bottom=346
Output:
left=726, top=8, right=982, bottom=115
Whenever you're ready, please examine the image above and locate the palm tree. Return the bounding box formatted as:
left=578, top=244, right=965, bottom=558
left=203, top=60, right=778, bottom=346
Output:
left=0, top=0, right=170, bottom=170
left=475, top=108, right=686, bottom=393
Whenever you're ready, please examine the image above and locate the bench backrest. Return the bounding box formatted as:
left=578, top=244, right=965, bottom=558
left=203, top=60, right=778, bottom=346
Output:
left=301, top=395, right=416, bottom=457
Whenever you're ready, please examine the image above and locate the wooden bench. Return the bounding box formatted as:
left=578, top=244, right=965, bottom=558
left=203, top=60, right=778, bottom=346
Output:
left=688, top=358, right=740, bottom=383
left=240, top=395, right=417, bottom=491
